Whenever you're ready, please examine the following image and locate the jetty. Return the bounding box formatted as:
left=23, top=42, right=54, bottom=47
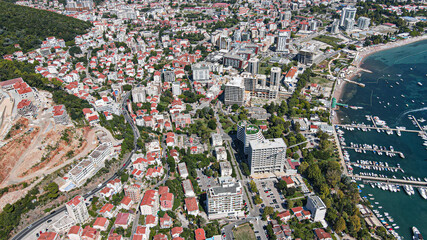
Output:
left=410, top=115, right=426, bottom=134
left=342, top=146, right=405, bottom=158
left=355, top=175, right=427, bottom=187
left=336, top=124, right=425, bottom=134
left=343, top=78, right=366, bottom=87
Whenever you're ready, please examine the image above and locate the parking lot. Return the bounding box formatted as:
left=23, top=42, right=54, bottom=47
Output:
left=255, top=179, right=286, bottom=212
left=196, top=169, right=217, bottom=191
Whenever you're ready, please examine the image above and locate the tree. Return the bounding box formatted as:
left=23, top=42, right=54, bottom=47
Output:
left=231, top=104, right=239, bottom=111
left=254, top=195, right=263, bottom=205
left=249, top=180, right=258, bottom=193
left=121, top=173, right=129, bottom=183
left=262, top=206, right=274, bottom=220
left=123, top=84, right=132, bottom=91
left=207, top=119, right=217, bottom=130
left=335, top=217, right=346, bottom=233
left=45, top=182, right=59, bottom=199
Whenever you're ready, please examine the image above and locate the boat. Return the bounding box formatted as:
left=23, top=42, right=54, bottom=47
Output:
left=418, top=187, right=427, bottom=199
left=413, top=226, right=424, bottom=240
left=418, top=82, right=423, bottom=86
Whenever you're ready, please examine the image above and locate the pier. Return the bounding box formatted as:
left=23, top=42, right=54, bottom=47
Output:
left=349, top=162, right=403, bottom=172
left=342, top=146, right=404, bottom=158
left=410, top=115, right=426, bottom=134
left=343, top=78, right=366, bottom=87
left=337, top=124, right=425, bottom=134
left=355, top=175, right=427, bottom=187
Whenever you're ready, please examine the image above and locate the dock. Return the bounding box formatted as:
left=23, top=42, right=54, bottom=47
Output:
left=342, top=146, right=404, bottom=158
left=349, top=162, right=403, bottom=172
left=337, top=124, right=425, bottom=134
left=410, top=115, right=426, bottom=134
left=343, top=78, right=366, bottom=87
left=355, top=175, right=427, bottom=187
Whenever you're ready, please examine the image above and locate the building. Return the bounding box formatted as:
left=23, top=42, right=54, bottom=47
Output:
left=220, top=161, right=232, bottom=177
left=52, top=105, right=69, bottom=125
left=215, top=146, right=227, bottom=161
left=247, top=58, right=259, bottom=75
left=223, top=54, right=244, bottom=69
left=340, top=6, right=357, bottom=26
left=177, top=162, right=189, bottom=179
left=280, top=11, right=292, bottom=21
left=192, top=62, right=210, bottom=83
left=182, top=179, right=195, bottom=197
left=306, top=195, right=327, bottom=222
left=66, top=195, right=89, bottom=224
left=124, top=184, right=142, bottom=202
left=270, top=67, right=282, bottom=87
left=237, top=121, right=265, bottom=154
left=140, top=190, right=158, bottom=215
left=65, top=0, right=94, bottom=11
left=343, top=18, right=355, bottom=31
left=357, top=17, right=371, bottom=30
left=195, top=228, right=206, bottom=240
left=132, top=86, right=146, bottom=103
left=248, top=138, right=287, bottom=175
left=224, top=77, right=244, bottom=106
left=298, top=45, right=317, bottom=65
left=211, top=133, right=223, bottom=147
left=276, top=30, right=291, bottom=52
left=207, top=181, right=244, bottom=219
left=314, top=228, right=332, bottom=240
left=172, top=82, right=181, bottom=96
left=185, top=197, right=199, bottom=216
left=37, top=232, right=59, bottom=240
left=163, top=71, right=175, bottom=82
left=330, top=19, right=340, bottom=34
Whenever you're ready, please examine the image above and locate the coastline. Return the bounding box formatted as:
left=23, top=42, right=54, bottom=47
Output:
left=331, top=34, right=427, bottom=124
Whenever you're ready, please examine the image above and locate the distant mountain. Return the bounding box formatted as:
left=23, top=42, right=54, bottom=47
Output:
left=0, top=1, right=92, bottom=55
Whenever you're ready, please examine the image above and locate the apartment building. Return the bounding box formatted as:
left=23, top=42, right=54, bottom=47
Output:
left=206, top=181, right=244, bottom=219
left=248, top=138, right=287, bottom=175
left=66, top=195, right=89, bottom=224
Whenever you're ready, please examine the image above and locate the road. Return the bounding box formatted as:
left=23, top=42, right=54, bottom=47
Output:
left=12, top=92, right=139, bottom=240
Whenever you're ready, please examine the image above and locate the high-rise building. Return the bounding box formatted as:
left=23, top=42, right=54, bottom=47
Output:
left=247, top=58, right=259, bottom=75
left=224, top=77, right=244, bottom=106
left=276, top=30, right=291, bottom=52
left=309, top=20, right=318, bottom=31
left=172, top=82, right=181, bottom=96
left=237, top=121, right=265, bottom=154
left=66, top=195, right=89, bottom=224
left=330, top=19, right=340, bottom=34
left=206, top=181, right=244, bottom=219
left=357, top=17, right=371, bottom=30
left=340, top=6, right=357, bottom=26
left=248, top=138, right=287, bottom=175
left=234, top=30, right=242, bottom=42
left=192, top=62, right=210, bottom=83
left=132, top=86, right=146, bottom=103
left=306, top=196, right=327, bottom=222
left=280, top=11, right=292, bottom=21
left=270, top=67, right=282, bottom=87
left=343, top=18, right=355, bottom=31
left=162, top=71, right=175, bottom=82
left=223, top=54, right=245, bottom=69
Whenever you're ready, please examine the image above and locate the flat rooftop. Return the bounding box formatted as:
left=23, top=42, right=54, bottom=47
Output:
left=249, top=138, right=287, bottom=150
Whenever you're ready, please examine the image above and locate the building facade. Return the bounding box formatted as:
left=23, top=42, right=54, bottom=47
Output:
left=207, top=181, right=244, bottom=219
left=248, top=138, right=287, bottom=175
left=66, top=195, right=89, bottom=224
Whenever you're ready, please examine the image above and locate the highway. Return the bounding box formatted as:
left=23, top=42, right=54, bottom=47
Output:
left=12, top=91, right=139, bottom=240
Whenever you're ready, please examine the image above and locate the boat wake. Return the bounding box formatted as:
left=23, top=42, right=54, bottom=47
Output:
left=396, top=107, right=427, bottom=123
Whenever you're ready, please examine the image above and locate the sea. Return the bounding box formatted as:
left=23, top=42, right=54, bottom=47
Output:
left=336, top=39, right=427, bottom=239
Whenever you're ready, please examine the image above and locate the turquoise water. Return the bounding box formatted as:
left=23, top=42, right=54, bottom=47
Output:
left=337, top=39, right=427, bottom=239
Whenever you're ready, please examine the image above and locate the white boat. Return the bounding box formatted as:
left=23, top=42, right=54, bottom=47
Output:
left=418, top=187, right=427, bottom=199
left=418, top=82, right=423, bottom=86
left=413, top=226, right=423, bottom=240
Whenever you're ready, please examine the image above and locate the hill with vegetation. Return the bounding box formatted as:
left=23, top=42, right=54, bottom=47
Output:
left=0, top=1, right=92, bottom=55
left=0, top=60, right=91, bottom=121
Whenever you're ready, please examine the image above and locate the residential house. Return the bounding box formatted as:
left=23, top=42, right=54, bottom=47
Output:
left=37, top=232, right=59, bottom=240
left=67, top=226, right=82, bottom=240
left=140, top=190, right=158, bottom=215
left=93, top=217, right=109, bottom=231
left=160, top=213, right=173, bottom=229
left=185, top=197, right=199, bottom=216
left=114, top=213, right=132, bottom=229
left=194, top=228, right=206, bottom=240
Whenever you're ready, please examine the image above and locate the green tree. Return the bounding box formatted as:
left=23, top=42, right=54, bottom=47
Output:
left=335, top=217, right=346, bottom=233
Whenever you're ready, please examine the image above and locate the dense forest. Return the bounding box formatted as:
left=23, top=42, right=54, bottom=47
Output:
left=0, top=1, right=92, bottom=55
left=0, top=60, right=91, bottom=121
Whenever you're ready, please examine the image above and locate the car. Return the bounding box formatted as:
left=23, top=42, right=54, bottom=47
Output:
left=256, top=237, right=261, bottom=240
left=255, top=231, right=259, bottom=234
left=36, top=233, right=40, bottom=237
left=47, top=219, right=52, bottom=223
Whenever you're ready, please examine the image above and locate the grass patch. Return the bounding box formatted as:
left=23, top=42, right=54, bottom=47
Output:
left=233, top=223, right=256, bottom=240
left=313, top=35, right=342, bottom=47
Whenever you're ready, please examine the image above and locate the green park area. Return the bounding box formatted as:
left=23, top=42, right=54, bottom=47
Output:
left=233, top=223, right=256, bottom=240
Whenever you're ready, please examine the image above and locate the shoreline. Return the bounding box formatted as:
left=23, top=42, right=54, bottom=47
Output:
left=331, top=35, right=427, bottom=124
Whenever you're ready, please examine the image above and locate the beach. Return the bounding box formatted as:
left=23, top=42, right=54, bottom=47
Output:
left=331, top=35, right=427, bottom=124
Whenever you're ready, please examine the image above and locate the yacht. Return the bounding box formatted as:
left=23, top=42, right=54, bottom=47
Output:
left=413, top=226, right=423, bottom=240
left=418, top=82, right=423, bottom=86
left=418, top=187, right=427, bottom=200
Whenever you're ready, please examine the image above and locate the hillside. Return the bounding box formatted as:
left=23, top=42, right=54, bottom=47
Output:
left=0, top=1, right=92, bottom=55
